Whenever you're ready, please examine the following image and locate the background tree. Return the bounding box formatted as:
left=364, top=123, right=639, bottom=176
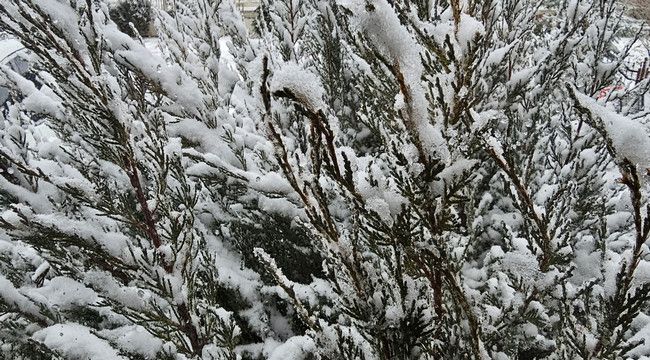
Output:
left=109, top=0, right=154, bottom=37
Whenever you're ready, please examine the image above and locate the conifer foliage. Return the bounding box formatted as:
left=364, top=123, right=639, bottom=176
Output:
left=0, top=0, right=649, bottom=359
left=109, top=0, right=154, bottom=37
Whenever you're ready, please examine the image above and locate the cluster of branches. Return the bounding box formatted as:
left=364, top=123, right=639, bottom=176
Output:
left=0, top=0, right=648, bottom=359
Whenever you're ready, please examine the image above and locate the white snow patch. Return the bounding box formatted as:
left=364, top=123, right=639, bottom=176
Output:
left=573, top=90, right=650, bottom=168
left=98, top=325, right=164, bottom=359
left=33, top=323, right=126, bottom=360
left=30, top=277, right=98, bottom=309
left=271, top=62, right=325, bottom=112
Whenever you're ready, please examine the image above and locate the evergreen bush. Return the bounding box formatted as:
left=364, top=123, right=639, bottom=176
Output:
left=0, top=0, right=649, bottom=359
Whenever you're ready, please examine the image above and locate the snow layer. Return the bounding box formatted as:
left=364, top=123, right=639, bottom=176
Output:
left=573, top=90, right=650, bottom=167
left=29, top=277, right=99, bottom=310
left=33, top=323, right=127, bottom=360
left=98, top=325, right=164, bottom=359
left=271, top=62, right=325, bottom=112
left=0, top=274, right=42, bottom=319
left=0, top=38, right=25, bottom=64
left=338, top=0, right=448, bottom=160
left=267, top=335, right=315, bottom=360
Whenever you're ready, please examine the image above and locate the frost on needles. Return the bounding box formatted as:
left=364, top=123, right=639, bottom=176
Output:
left=0, top=0, right=650, bottom=359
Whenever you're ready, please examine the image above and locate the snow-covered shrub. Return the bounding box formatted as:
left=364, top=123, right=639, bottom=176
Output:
left=0, top=0, right=649, bottom=359
left=109, top=0, right=154, bottom=37
left=626, top=0, right=650, bottom=21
